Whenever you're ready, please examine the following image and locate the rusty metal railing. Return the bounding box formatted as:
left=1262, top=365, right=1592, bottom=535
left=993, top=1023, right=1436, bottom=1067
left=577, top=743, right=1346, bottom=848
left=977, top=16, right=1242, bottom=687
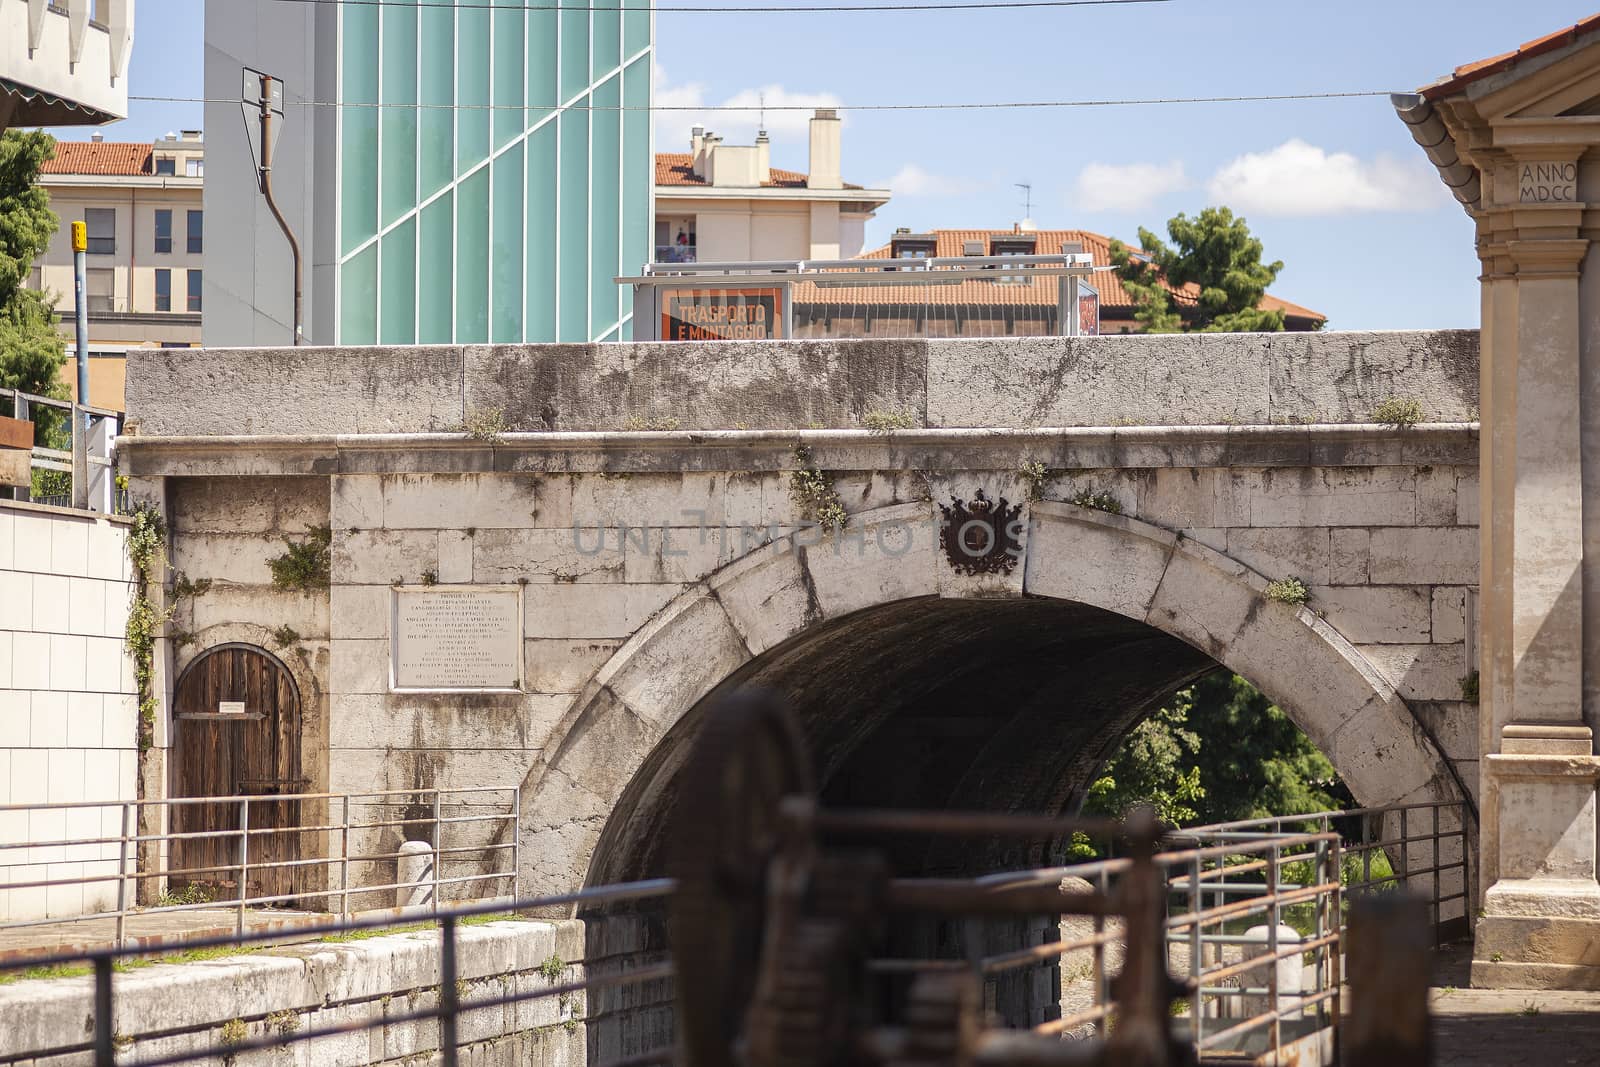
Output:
left=0, top=786, right=520, bottom=950
left=0, top=880, right=675, bottom=1067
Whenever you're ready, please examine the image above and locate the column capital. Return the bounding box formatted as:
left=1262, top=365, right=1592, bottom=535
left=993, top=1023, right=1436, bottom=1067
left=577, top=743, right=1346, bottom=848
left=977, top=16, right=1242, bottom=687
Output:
left=1506, top=237, right=1588, bottom=277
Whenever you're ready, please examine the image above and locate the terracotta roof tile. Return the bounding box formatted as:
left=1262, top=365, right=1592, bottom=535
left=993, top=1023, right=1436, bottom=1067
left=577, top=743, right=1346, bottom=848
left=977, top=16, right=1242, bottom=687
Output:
left=655, top=152, right=863, bottom=190
left=790, top=228, right=1324, bottom=323
left=40, top=141, right=154, bottom=176
left=1422, top=14, right=1600, bottom=99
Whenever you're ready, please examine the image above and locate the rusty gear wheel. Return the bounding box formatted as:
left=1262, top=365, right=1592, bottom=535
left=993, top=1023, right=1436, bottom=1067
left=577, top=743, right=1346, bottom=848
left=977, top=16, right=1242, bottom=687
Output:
left=667, top=690, right=814, bottom=1067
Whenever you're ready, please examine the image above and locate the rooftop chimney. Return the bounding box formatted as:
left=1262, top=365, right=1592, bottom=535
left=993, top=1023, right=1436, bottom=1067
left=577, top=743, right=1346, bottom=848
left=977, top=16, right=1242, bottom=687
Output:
left=181, top=129, right=202, bottom=141
left=693, top=131, right=718, bottom=179
left=755, top=129, right=770, bottom=183
left=90, top=131, right=103, bottom=142
left=690, top=124, right=705, bottom=157
left=808, top=109, right=842, bottom=190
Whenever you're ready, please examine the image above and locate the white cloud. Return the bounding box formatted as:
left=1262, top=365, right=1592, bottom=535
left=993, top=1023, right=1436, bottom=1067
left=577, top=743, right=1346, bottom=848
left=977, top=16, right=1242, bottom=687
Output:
left=653, top=67, right=842, bottom=149
left=1073, top=160, right=1188, bottom=213
left=1206, top=139, right=1442, bottom=216
left=876, top=164, right=982, bottom=197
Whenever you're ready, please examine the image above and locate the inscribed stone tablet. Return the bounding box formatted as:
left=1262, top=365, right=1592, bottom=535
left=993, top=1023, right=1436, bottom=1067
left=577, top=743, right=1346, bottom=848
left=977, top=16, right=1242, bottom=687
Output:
left=392, top=587, right=522, bottom=690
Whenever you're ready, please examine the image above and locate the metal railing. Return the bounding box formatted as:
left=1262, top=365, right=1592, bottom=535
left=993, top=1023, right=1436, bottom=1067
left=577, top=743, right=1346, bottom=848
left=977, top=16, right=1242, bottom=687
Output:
left=0, top=801, right=1469, bottom=1065
left=0, top=385, right=122, bottom=512
left=0, top=880, right=675, bottom=1067
left=0, top=786, right=520, bottom=950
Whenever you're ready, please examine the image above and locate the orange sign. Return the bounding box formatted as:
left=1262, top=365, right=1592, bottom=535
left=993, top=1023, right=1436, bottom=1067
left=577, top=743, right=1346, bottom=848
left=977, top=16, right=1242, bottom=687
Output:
left=662, top=288, right=783, bottom=341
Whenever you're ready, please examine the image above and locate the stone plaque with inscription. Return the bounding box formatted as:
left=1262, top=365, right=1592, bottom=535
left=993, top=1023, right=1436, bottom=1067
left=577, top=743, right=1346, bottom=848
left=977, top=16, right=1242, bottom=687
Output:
left=392, top=587, right=523, bottom=690
left=1519, top=161, right=1577, bottom=203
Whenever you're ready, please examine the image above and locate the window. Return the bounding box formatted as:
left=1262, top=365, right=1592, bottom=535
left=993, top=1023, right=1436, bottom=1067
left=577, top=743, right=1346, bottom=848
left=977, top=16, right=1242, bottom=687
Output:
left=84, top=208, right=116, bottom=255
left=28, top=266, right=41, bottom=290
left=86, top=268, right=114, bottom=313
left=186, top=158, right=203, bottom=177
left=154, top=269, right=171, bottom=312
left=187, top=269, right=202, bottom=312
left=186, top=210, right=203, bottom=254
left=155, top=157, right=176, bottom=176
left=154, top=209, right=172, bottom=254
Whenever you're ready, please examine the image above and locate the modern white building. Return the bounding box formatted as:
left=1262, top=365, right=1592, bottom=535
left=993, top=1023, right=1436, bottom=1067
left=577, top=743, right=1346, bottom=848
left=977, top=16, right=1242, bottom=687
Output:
left=654, top=110, right=891, bottom=263
left=204, top=0, right=652, bottom=346
left=0, top=0, right=133, bottom=131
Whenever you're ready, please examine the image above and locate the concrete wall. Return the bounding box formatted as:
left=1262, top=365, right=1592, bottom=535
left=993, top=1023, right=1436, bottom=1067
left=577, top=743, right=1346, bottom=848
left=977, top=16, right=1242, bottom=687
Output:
left=0, top=918, right=591, bottom=1066
left=202, top=0, right=336, bottom=347
left=0, top=503, right=138, bottom=922
left=123, top=331, right=1480, bottom=436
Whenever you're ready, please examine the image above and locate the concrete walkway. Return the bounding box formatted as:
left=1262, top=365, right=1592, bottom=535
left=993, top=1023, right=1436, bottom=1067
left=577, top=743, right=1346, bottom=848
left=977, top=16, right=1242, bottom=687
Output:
left=1432, top=944, right=1600, bottom=1066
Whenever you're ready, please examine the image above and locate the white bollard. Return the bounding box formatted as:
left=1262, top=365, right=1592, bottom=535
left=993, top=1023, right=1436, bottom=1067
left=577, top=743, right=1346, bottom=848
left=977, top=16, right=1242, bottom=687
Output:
left=1240, top=924, right=1303, bottom=1020
left=397, top=840, right=435, bottom=909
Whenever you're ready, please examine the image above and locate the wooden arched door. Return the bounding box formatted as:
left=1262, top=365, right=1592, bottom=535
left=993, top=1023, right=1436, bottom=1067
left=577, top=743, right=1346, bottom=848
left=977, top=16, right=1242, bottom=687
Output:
left=171, top=645, right=306, bottom=906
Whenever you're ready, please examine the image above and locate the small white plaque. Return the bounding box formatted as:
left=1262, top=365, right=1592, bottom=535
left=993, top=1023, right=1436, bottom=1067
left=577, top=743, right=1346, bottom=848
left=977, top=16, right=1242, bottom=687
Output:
left=218, top=700, right=246, bottom=715
left=392, top=587, right=523, bottom=691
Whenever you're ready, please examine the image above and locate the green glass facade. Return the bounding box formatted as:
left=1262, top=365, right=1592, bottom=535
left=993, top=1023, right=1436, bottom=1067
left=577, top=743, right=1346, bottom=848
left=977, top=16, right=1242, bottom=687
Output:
left=336, top=0, right=651, bottom=344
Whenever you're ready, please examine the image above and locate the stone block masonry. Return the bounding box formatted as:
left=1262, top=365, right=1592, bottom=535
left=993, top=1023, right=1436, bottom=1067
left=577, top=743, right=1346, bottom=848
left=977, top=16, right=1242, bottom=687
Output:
left=118, top=334, right=1482, bottom=909
left=0, top=918, right=590, bottom=1066
left=0, top=502, right=138, bottom=923
left=124, top=331, right=1479, bottom=437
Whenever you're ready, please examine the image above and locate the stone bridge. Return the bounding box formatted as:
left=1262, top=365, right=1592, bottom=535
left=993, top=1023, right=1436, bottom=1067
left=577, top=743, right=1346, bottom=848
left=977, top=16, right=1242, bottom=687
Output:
left=121, top=330, right=1480, bottom=900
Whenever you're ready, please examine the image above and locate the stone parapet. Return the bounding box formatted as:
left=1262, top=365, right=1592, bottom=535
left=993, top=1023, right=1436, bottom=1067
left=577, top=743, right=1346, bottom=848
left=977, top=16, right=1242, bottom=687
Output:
left=123, top=332, right=1481, bottom=438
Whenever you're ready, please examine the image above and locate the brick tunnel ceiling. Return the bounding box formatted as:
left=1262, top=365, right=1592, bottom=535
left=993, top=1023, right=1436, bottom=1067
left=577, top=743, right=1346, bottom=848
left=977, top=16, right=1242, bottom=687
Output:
left=588, top=596, right=1220, bottom=883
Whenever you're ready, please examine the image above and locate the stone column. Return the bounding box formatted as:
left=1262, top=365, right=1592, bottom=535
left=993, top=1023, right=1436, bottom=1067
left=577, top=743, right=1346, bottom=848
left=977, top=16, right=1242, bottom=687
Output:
left=1406, top=27, right=1600, bottom=986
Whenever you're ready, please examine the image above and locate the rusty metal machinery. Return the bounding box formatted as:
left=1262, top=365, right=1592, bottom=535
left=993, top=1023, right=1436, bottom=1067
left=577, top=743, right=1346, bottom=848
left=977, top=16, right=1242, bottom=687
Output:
left=668, top=691, right=1194, bottom=1067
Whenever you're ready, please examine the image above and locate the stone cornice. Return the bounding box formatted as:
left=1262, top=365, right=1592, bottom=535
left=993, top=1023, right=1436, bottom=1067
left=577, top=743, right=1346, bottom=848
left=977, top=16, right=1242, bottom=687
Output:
left=116, top=424, right=1481, bottom=477
left=1507, top=237, right=1589, bottom=276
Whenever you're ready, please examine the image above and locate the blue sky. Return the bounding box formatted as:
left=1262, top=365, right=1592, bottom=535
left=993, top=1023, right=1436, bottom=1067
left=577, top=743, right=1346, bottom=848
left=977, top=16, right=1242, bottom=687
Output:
left=52, top=0, right=1593, bottom=329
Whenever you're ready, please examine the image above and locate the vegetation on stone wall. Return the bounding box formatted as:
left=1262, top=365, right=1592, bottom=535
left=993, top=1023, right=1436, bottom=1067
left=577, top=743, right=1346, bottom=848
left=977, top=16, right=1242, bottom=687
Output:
left=1372, top=397, right=1424, bottom=427
left=126, top=504, right=173, bottom=753
left=1263, top=576, right=1311, bottom=605
left=862, top=409, right=917, bottom=434
left=789, top=445, right=847, bottom=531
left=1068, top=488, right=1122, bottom=515
left=1018, top=461, right=1049, bottom=502
left=267, top=525, right=332, bottom=590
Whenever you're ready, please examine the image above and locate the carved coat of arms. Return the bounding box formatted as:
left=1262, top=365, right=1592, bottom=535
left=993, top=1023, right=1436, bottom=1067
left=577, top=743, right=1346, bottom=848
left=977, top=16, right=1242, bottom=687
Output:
left=938, top=490, right=1024, bottom=575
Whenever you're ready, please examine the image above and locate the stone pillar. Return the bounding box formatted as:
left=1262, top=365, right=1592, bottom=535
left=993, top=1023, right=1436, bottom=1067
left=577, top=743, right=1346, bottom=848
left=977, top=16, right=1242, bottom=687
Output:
left=1409, top=29, right=1600, bottom=988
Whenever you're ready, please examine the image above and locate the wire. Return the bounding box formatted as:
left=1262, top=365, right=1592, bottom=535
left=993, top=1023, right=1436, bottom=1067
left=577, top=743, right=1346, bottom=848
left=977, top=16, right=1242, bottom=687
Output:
left=263, top=0, right=1168, bottom=11
left=131, top=90, right=1396, bottom=112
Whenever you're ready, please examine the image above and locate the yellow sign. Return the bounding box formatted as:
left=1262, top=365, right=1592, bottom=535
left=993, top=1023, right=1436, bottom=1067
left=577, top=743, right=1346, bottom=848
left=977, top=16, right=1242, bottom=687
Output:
left=71, top=221, right=87, bottom=252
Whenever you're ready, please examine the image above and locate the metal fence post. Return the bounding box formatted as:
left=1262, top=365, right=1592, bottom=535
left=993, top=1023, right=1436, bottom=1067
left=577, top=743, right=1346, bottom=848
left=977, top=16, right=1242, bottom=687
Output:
left=114, top=802, right=132, bottom=950
left=1092, top=866, right=1107, bottom=1039
left=511, top=787, right=521, bottom=905
left=1189, top=853, right=1202, bottom=1041
left=340, top=795, right=351, bottom=919
left=1267, top=842, right=1281, bottom=1054
left=1400, top=807, right=1410, bottom=893
left=431, top=790, right=443, bottom=913
left=237, top=798, right=250, bottom=937
left=439, top=915, right=461, bottom=1067
left=92, top=956, right=115, bottom=1067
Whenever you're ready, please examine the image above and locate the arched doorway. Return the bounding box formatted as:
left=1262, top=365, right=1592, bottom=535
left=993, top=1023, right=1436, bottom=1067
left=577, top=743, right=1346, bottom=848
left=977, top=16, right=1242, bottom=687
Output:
left=170, top=644, right=306, bottom=905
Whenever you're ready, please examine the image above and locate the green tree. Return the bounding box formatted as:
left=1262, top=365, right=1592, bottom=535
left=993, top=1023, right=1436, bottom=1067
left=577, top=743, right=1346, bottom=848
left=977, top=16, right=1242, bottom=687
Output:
left=0, top=129, right=66, bottom=402
left=1108, top=206, right=1289, bottom=334
left=1079, top=671, right=1346, bottom=834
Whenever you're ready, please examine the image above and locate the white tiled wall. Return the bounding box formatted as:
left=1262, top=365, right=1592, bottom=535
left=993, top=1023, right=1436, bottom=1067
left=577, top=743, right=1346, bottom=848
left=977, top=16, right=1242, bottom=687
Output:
left=0, top=505, right=137, bottom=921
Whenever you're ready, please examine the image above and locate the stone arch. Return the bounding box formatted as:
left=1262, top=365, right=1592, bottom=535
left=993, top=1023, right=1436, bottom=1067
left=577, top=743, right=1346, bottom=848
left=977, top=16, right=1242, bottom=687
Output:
left=516, top=500, right=1469, bottom=896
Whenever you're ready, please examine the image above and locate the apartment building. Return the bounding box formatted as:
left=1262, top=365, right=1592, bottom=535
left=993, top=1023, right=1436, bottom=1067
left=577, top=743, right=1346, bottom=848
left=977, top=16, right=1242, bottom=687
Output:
left=655, top=110, right=891, bottom=263
left=30, top=132, right=205, bottom=410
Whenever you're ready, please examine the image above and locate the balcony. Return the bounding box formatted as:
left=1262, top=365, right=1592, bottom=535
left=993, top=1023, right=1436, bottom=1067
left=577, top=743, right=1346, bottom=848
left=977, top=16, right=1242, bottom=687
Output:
left=656, top=244, right=697, bottom=264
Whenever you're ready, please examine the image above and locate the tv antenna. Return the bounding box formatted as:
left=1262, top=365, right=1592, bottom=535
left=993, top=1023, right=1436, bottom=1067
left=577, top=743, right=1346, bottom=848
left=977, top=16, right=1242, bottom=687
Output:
left=1016, top=182, right=1033, bottom=219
